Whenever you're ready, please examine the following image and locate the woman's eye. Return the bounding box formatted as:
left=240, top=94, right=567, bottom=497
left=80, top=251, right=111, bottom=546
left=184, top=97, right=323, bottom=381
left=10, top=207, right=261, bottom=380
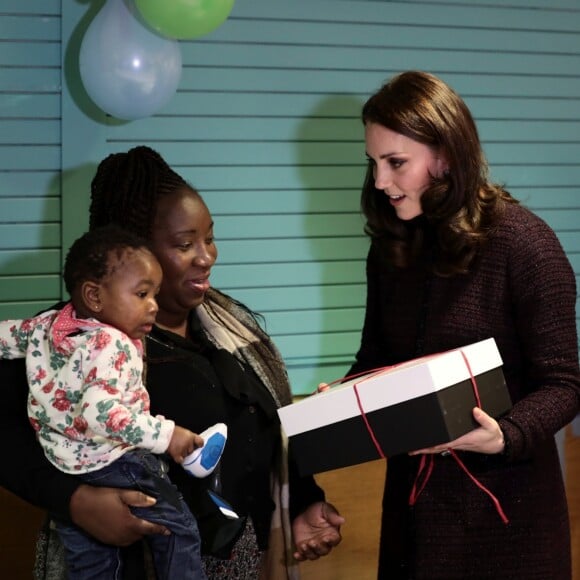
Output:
left=389, top=158, right=405, bottom=169
left=178, top=242, right=192, bottom=250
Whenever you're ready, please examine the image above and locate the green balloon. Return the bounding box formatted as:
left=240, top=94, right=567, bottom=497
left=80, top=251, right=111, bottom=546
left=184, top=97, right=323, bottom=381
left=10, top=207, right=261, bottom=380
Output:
left=135, top=0, right=236, bottom=40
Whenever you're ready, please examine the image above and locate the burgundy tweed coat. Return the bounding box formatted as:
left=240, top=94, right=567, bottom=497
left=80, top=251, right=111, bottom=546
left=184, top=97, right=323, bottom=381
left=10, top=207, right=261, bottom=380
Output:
left=350, top=202, right=580, bottom=579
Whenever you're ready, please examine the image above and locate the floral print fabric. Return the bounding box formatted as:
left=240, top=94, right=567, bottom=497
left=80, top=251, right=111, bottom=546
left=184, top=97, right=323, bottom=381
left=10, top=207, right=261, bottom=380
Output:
left=0, top=304, right=174, bottom=473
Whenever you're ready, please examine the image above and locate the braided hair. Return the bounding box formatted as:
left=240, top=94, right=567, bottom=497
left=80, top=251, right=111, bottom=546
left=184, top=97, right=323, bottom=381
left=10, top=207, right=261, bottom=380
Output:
left=89, top=145, right=267, bottom=344
left=89, top=146, right=197, bottom=239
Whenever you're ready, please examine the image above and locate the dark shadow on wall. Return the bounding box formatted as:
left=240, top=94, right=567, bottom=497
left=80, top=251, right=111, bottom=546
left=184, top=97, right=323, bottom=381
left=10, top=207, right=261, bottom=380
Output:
left=0, top=173, right=62, bottom=320
left=0, top=164, right=99, bottom=318
left=293, top=93, right=368, bottom=387
left=64, top=0, right=126, bottom=126
left=60, top=162, right=100, bottom=272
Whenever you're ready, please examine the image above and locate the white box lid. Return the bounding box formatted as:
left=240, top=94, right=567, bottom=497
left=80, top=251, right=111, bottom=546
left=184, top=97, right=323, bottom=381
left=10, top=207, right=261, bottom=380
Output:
left=278, top=337, right=503, bottom=437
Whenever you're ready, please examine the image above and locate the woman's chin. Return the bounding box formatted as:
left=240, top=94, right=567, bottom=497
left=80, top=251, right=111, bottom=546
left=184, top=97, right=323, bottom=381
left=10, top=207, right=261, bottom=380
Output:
left=395, top=206, right=423, bottom=221
left=190, top=289, right=209, bottom=308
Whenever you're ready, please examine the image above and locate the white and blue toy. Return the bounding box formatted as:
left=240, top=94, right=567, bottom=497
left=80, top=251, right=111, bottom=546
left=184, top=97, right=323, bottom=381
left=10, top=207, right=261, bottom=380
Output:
left=182, top=422, right=228, bottom=478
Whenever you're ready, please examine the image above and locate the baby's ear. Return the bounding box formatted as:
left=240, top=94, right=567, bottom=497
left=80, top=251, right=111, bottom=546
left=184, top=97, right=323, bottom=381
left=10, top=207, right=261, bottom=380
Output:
left=81, top=280, right=102, bottom=314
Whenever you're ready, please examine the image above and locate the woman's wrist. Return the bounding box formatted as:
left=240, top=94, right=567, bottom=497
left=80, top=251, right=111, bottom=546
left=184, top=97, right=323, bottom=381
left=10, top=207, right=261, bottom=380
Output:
left=497, top=429, right=508, bottom=455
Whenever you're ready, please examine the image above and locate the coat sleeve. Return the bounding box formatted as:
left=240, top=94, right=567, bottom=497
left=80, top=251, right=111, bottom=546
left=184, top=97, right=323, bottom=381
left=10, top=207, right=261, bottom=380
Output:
left=78, top=331, right=174, bottom=455
left=0, top=317, right=34, bottom=358
left=0, top=358, right=79, bottom=520
left=348, top=242, right=385, bottom=376
left=287, top=444, right=325, bottom=519
left=499, top=214, right=580, bottom=459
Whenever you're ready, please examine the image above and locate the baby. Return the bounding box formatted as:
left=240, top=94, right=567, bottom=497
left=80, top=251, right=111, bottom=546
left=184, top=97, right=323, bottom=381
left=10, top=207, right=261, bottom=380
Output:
left=0, top=225, right=207, bottom=579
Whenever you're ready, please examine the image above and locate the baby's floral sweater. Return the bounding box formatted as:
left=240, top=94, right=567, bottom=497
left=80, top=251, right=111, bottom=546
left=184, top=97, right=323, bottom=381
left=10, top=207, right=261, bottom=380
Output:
left=0, top=303, right=174, bottom=473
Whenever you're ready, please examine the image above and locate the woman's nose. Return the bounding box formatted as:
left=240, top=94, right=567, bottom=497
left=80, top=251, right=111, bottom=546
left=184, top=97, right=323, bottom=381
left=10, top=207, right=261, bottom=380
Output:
left=193, top=246, right=215, bottom=267
left=374, top=165, right=392, bottom=190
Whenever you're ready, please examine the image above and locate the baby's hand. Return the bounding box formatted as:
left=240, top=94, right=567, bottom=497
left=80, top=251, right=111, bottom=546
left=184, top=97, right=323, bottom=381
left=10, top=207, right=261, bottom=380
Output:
left=168, top=426, right=204, bottom=464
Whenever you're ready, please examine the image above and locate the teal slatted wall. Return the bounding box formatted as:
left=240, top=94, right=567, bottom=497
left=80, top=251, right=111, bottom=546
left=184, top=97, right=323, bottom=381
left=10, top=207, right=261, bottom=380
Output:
left=3, top=0, right=580, bottom=394
left=0, top=0, right=62, bottom=319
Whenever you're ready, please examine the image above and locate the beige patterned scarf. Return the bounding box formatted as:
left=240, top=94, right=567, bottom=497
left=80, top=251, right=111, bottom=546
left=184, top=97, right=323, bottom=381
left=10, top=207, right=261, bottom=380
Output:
left=198, top=289, right=300, bottom=580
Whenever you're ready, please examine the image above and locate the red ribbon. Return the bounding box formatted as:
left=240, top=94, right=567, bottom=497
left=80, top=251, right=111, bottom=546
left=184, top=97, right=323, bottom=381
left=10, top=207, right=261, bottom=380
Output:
left=324, top=347, right=509, bottom=525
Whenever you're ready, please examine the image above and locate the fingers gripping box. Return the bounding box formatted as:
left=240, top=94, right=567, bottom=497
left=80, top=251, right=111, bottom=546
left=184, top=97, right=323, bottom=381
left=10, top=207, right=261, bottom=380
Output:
left=278, top=338, right=511, bottom=476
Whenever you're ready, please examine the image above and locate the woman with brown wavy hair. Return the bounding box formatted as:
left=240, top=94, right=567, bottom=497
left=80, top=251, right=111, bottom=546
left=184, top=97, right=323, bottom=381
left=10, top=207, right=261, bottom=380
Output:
left=352, top=71, right=579, bottom=579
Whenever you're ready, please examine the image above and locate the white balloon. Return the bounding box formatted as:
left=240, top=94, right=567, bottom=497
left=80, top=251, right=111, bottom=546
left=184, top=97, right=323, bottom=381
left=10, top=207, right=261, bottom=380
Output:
left=79, top=0, right=182, bottom=120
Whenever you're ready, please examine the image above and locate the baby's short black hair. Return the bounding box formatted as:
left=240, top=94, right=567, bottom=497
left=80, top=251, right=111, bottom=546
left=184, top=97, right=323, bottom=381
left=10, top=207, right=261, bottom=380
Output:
left=63, top=225, right=151, bottom=295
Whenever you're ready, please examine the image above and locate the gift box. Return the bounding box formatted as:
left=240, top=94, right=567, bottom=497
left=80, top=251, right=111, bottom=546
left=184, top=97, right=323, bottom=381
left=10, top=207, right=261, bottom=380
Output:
left=278, top=338, right=511, bottom=476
